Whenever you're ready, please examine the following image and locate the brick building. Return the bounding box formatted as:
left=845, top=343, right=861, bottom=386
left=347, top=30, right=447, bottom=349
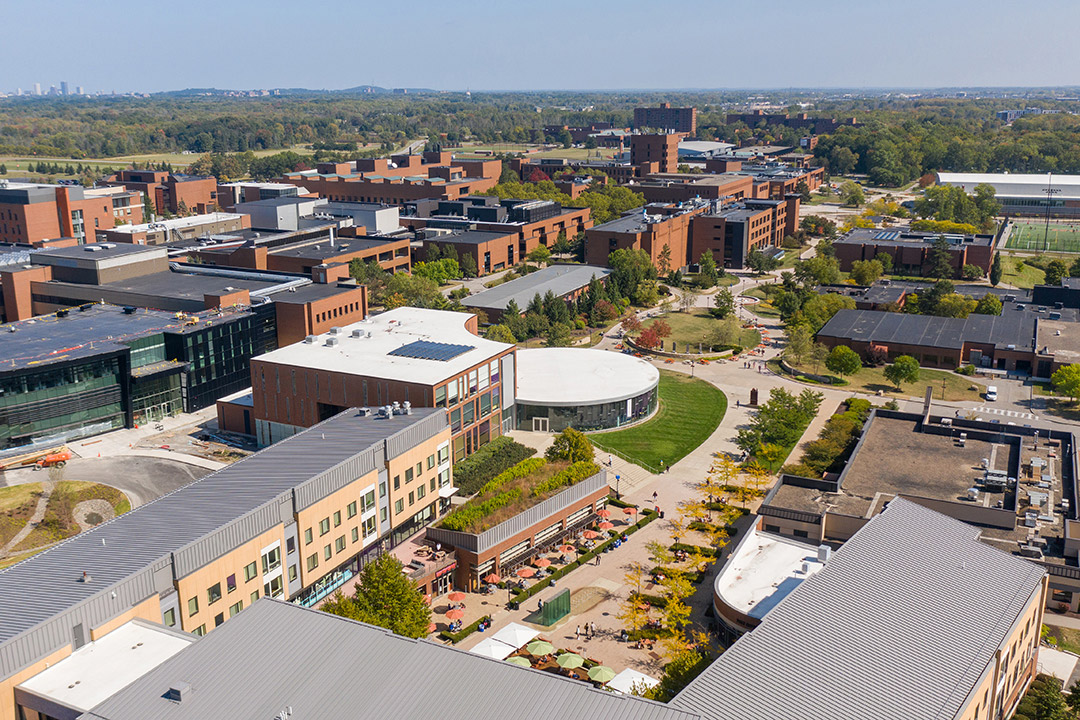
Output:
left=193, top=234, right=411, bottom=276
left=629, top=133, right=682, bottom=174
left=634, top=103, right=697, bottom=135
left=404, top=196, right=592, bottom=275
left=833, top=227, right=999, bottom=278
left=723, top=110, right=860, bottom=134
left=97, top=212, right=250, bottom=245
left=242, top=307, right=516, bottom=460
left=0, top=181, right=142, bottom=245
left=106, top=170, right=218, bottom=216
left=690, top=196, right=798, bottom=269
left=277, top=151, right=500, bottom=206
left=584, top=200, right=709, bottom=271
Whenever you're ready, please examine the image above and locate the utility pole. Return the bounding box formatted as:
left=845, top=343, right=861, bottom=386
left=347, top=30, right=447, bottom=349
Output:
left=1043, top=173, right=1061, bottom=252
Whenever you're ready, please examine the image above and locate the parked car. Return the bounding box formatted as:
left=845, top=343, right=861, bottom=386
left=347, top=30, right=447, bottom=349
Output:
left=986, top=386, right=998, bottom=401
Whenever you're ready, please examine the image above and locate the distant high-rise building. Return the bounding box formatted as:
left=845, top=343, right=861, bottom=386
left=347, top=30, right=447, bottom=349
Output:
left=634, top=103, right=697, bottom=135
left=60, top=81, right=69, bottom=95
left=76, top=86, right=84, bottom=95
left=15, top=88, right=21, bottom=96
left=33, top=82, right=41, bottom=96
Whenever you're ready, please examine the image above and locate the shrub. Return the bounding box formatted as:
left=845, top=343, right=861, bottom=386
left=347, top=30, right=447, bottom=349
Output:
left=531, top=461, right=600, bottom=496
left=440, top=615, right=493, bottom=644
left=451, top=437, right=537, bottom=495
left=955, top=364, right=976, bottom=376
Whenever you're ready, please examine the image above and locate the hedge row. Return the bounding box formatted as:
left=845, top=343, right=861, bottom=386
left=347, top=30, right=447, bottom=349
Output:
left=669, top=542, right=718, bottom=558
left=688, top=521, right=740, bottom=538
left=649, top=565, right=706, bottom=585
left=452, top=437, right=537, bottom=496
left=510, top=509, right=659, bottom=606
left=531, top=461, right=600, bottom=497
left=439, top=614, right=492, bottom=644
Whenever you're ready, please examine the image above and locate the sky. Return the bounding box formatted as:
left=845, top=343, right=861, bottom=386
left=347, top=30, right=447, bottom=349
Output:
left=4, top=0, right=1080, bottom=93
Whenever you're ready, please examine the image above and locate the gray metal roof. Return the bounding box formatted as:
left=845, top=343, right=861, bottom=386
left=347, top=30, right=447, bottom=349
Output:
left=463, top=264, right=613, bottom=313
left=0, top=408, right=446, bottom=679
left=671, top=498, right=1046, bottom=720
left=817, top=306, right=1043, bottom=352
left=79, top=599, right=700, bottom=720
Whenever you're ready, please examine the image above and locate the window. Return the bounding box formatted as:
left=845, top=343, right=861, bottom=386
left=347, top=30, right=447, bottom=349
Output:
left=416, top=462, right=422, bottom=476
left=207, top=583, right=222, bottom=605
left=463, top=400, right=475, bottom=425
left=438, top=446, right=449, bottom=464
left=394, top=475, right=401, bottom=490
left=394, top=499, right=404, bottom=514
left=188, top=597, right=199, bottom=616
left=261, top=545, right=281, bottom=574
left=304, top=528, right=313, bottom=545
left=381, top=507, right=387, bottom=523
left=288, top=565, right=297, bottom=582
left=362, top=490, right=376, bottom=512
left=333, top=511, right=342, bottom=527
left=264, top=575, right=284, bottom=599
left=439, top=469, right=450, bottom=488
left=307, top=554, right=318, bottom=571
left=320, top=518, right=330, bottom=536
left=226, top=574, right=237, bottom=593
left=430, top=477, right=436, bottom=492
left=214, top=613, right=225, bottom=627
left=405, top=467, right=414, bottom=483
left=480, top=393, right=491, bottom=417
left=427, top=454, right=436, bottom=469
left=436, top=385, right=447, bottom=407
left=286, top=537, right=295, bottom=554
left=364, top=516, right=377, bottom=537
left=244, top=561, right=258, bottom=582
left=163, top=608, right=176, bottom=627
left=324, top=544, right=332, bottom=561
left=380, top=481, right=387, bottom=498
left=335, top=536, right=346, bottom=553
left=409, top=491, right=415, bottom=506
left=251, top=590, right=260, bottom=605
left=417, top=484, right=426, bottom=500
left=352, top=527, right=360, bottom=543
left=450, top=408, right=461, bottom=433
left=229, top=601, right=243, bottom=618
left=192, top=625, right=206, bottom=637
left=347, top=501, right=358, bottom=518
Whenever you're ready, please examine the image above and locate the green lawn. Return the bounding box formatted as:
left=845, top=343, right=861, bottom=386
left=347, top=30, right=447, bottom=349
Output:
left=774, top=359, right=985, bottom=402
left=589, top=371, right=727, bottom=472
left=641, top=311, right=759, bottom=353
left=1006, top=221, right=1080, bottom=253
left=1000, top=256, right=1046, bottom=289
left=743, top=287, right=782, bottom=318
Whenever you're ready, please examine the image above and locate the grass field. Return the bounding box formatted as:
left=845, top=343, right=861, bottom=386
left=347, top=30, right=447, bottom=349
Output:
left=773, top=359, right=985, bottom=402
left=999, top=255, right=1047, bottom=289
left=1005, top=221, right=1080, bottom=253
left=588, top=370, right=727, bottom=472
left=641, top=311, right=760, bottom=353
left=743, top=286, right=782, bottom=318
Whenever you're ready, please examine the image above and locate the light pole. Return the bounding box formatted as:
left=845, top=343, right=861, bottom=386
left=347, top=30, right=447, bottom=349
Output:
left=1044, top=173, right=1061, bottom=252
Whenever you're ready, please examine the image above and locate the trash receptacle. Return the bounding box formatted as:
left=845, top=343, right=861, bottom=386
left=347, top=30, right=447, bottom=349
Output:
left=660, top=510, right=665, bottom=519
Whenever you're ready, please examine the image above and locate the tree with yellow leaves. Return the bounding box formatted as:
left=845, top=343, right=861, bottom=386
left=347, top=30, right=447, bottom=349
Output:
left=616, top=561, right=650, bottom=635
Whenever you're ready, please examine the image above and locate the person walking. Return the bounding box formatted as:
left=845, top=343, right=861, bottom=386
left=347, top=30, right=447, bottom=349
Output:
left=576, top=625, right=581, bottom=640
left=652, top=490, right=658, bottom=503
left=591, top=621, right=597, bottom=638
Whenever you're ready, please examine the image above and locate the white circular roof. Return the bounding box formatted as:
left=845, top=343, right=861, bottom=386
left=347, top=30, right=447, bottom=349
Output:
left=515, top=348, right=660, bottom=407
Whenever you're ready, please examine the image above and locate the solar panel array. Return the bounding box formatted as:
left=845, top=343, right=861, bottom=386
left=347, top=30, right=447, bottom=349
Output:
left=873, top=230, right=900, bottom=241
left=388, top=340, right=475, bottom=361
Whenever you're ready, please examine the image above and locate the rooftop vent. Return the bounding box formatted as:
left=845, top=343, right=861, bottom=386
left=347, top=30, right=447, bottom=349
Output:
left=325, top=337, right=339, bottom=347
left=816, top=545, right=831, bottom=563
left=165, top=682, right=191, bottom=703
left=80, top=571, right=92, bottom=584
left=351, top=329, right=365, bottom=338
left=356, top=407, right=371, bottom=416
left=122, top=306, right=137, bottom=315
left=329, top=327, right=343, bottom=335
left=303, top=335, right=317, bottom=344
left=84, top=245, right=101, bottom=252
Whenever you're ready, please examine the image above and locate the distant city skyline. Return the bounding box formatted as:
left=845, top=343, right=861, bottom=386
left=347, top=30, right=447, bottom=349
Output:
left=4, top=0, right=1080, bottom=94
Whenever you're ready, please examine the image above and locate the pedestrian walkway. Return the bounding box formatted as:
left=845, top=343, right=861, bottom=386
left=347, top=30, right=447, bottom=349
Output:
left=970, top=406, right=1037, bottom=421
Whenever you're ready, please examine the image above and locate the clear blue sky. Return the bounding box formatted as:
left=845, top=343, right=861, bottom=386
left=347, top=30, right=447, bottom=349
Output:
left=7, top=0, right=1080, bottom=93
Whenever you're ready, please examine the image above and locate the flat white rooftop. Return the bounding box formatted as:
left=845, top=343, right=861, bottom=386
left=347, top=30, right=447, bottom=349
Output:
left=937, top=172, right=1080, bottom=199
left=253, top=307, right=513, bottom=386
left=107, top=212, right=244, bottom=234
left=515, top=348, right=659, bottom=406
left=17, top=620, right=194, bottom=713
left=714, top=527, right=824, bottom=620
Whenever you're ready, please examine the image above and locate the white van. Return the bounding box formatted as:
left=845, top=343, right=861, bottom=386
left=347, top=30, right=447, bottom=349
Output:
left=986, top=386, right=998, bottom=401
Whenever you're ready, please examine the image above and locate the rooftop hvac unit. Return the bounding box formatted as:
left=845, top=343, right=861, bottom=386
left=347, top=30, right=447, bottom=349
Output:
left=967, top=487, right=979, bottom=502
left=329, top=326, right=342, bottom=335
left=325, top=337, right=339, bottom=347
left=816, top=545, right=831, bottom=563
left=351, top=329, right=365, bottom=338
left=800, top=562, right=811, bottom=574
left=303, top=335, right=317, bottom=344
left=356, top=407, right=371, bottom=416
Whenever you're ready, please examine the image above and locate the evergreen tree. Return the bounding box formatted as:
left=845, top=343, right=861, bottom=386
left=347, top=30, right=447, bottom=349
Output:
left=321, top=553, right=431, bottom=639
left=989, top=252, right=1002, bottom=286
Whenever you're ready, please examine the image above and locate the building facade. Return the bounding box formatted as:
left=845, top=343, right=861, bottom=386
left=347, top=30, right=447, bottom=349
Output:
left=0, top=182, right=141, bottom=246
left=634, top=103, right=697, bottom=135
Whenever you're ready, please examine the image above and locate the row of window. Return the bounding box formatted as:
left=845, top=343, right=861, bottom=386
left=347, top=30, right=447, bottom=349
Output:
left=315, top=301, right=362, bottom=324
left=305, top=518, right=377, bottom=572
left=434, top=358, right=501, bottom=408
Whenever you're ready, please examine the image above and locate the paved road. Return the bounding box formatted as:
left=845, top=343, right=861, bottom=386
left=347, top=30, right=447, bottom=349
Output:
left=1, top=456, right=211, bottom=508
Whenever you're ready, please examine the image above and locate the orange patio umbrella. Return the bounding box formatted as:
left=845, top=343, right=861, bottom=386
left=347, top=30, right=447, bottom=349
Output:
left=598, top=521, right=614, bottom=530
left=534, top=558, right=552, bottom=568
left=428, top=623, right=439, bottom=633
left=445, top=608, right=465, bottom=621
left=623, top=507, right=639, bottom=515
left=483, top=573, right=501, bottom=584
left=516, top=567, right=537, bottom=578
left=582, top=530, right=601, bottom=540
left=596, top=509, right=612, bottom=518
left=558, top=544, right=576, bottom=554
left=448, top=592, right=466, bottom=602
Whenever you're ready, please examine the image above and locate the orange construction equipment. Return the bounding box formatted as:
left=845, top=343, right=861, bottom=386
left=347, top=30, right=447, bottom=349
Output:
left=35, top=450, right=72, bottom=469
left=0, top=446, right=71, bottom=472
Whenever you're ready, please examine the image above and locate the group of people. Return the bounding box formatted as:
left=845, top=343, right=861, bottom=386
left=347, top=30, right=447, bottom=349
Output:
left=575, top=621, right=599, bottom=640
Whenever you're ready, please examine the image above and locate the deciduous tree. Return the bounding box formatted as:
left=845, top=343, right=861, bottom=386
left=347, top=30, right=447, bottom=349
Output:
left=884, top=355, right=920, bottom=390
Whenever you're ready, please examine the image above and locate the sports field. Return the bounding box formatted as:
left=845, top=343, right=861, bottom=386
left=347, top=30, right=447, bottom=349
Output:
left=1005, top=221, right=1080, bottom=253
